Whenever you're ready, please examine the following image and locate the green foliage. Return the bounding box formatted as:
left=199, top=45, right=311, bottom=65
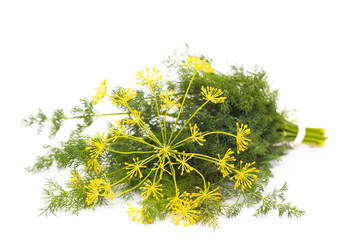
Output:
left=39, top=178, right=87, bottom=216
left=22, top=98, right=95, bottom=138
left=253, top=182, right=305, bottom=218
left=26, top=134, right=89, bottom=173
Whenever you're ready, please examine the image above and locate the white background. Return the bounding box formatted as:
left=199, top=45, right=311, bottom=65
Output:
left=1, top=0, right=359, bottom=239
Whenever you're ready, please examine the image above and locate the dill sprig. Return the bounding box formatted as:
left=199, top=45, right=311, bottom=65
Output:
left=23, top=53, right=317, bottom=228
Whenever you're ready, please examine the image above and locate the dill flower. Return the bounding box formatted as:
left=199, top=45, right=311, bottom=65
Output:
left=86, top=132, right=108, bottom=159
left=109, top=120, right=127, bottom=142
left=140, top=180, right=164, bottom=200
left=191, top=182, right=221, bottom=203
left=159, top=90, right=181, bottom=111
left=124, top=110, right=143, bottom=126
left=99, top=176, right=113, bottom=201
left=152, top=159, right=171, bottom=179
left=112, top=88, right=137, bottom=107
left=216, top=148, right=236, bottom=177
left=85, top=178, right=101, bottom=208
left=136, top=67, right=162, bottom=89
left=70, top=170, right=83, bottom=188
left=175, top=151, right=194, bottom=175
left=124, top=157, right=147, bottom=178
left=166, top=190, right=190, bottom=211
left=189, top=123, right=206, bottom=146
left=200, top=86, right=226, bottom=104
left=184, top=56, right=214, bottom=73
left=236, top=122, right=251, bottom=154
left=84, top=157, right=103, bottom=174
left=230, top=161, right=259, bottom=192
left=169, top=200, right=200, bottom=226
left=127, top=204, right=148, bottom=223
left=92, top=79, right=107, bottom=105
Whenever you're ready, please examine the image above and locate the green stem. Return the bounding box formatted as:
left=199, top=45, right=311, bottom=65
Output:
left=169, top=100, right=209, bottom=146
left=151, top=86, right=165, bottom=143
left=168, top=71, right=198, bottom=145
left=105, top=148, right=156, bottom=155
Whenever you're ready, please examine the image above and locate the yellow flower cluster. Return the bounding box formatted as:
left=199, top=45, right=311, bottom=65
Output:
left=124, top=157, right=147, bottom=178
left=201, top=86, right=226, bottom=104
left=236, top=123, right=251, bottom=153
left=92, top=79, right=107, bottom=105
left=136, top=67, right=162, bottom=90
left=184, top=56, right=214, bottom=73
left=230, top=161, right=259, bottom=192
left=189, top=123, right=206, bottom=146
left=112, top=88, right=137, bottom=107
left=85, top=176, right=113, bottom=208
left=216, top=148, right=236, bottom=177
left=159, top=90, right=181, bottom=111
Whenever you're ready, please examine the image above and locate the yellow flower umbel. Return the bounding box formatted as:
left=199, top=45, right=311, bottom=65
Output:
left=124, top=110, right=143, bottom=126
left=140, top=180, right=164, bottom=200
left=191, top=182, right=221, bottom=203
left=92, top=79, right=107, bottom=105
left=159, top=90, right=181, bottom=111
left=70, top=170, right=83, bottom=188
left=112, top=88, right=137, bottom=107
left=85, top=177, right=114, bottom=208
left=84, top=157, right=103, bottom=174
left=109, top=120, right=127, bottom=142
left=189, top=123, right=206, bottom=146
left=86, top=132, right=108, bottom=159
left=236, top=123, right=251, bottom=154
left=85, top=178, right=101, bottom=208
left=169, top=199, right=200, bottom=226
left=175, top=151, right=194, bottom=175
left=201, top=86, right=226, bottom=104
left=230, top=161, right=259, bottom=192
left=124, top=157, right=147, bottom=178
left=136, top=67, right=162, bottom=90
left=216, top=148, right=236, bottom=177
left=99, top=176, right=114, bottom=201
left=184, top=56, right=214, bottom=73
left=166, top=190, right=190, bottom=211
left=127, top=204, right=152, bottom=224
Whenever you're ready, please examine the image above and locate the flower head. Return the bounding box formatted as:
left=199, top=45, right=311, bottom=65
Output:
left=92, top=79, right=107, bottom=105
left=85, top=177, right=114, bottom=208
left=85, top=178, right=101, bottom=208
left=159, top=90, right=181, bottom=111
left=166, top=189, right=190, bottom=211
left=109, top=120, right=127, bottom=142
left=124, top=157, right=147, bottom=178
left=236, top=123, right=251, bottom=154
left=169, top=199, right=199, bottom=226
left=230, top=161, right=259, bottom=192
left=84, top=157, right=103, bottom=174
left=184, top=56, right=214, bottom=73
left=201, top=86, right=226, bottom=104
left=152, top=157, right=171, bottom=179
left=70, top=170, right=83, bottom=188
left=86, top=132, right=108, bottom=159
left=191, top=182, right=221, bottom=203
left=112, top=88, right=137, bottom=107
left=124, top=110, right=143, bottom=126
left=189, top=123, right=206, bottom=146
left=127, top=204, right=150, bottom=223
left=136, top=68, right=162, bottom=90
left=140, top=180, right=164, bottom=200
left=216, top=148, right=236, bottom=177
left=99, top=176, right=114, bottom=201
left=175, top=151, right=194, bottom=175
